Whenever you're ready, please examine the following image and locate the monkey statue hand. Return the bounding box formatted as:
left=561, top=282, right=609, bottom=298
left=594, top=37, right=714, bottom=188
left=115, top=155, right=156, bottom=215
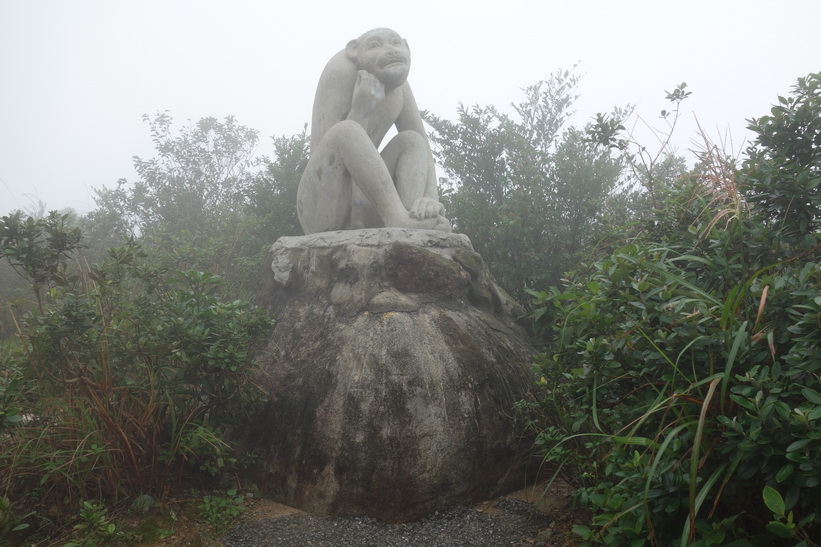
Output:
left=349, top=70, right=385, bottom=124
left=409, top=196, right=445, bottom=220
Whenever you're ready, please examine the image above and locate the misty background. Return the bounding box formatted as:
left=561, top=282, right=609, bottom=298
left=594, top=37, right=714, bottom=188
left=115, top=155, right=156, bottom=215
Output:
left=1, top=0, right=819, bottom=215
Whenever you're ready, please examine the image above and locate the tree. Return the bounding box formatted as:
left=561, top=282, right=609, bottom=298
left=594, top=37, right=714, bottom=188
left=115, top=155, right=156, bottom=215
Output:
left=0, top=211, right=83, bottom=311
left=131, top=112, right=260, bottom=236
left=588, top=83, right=692, bottom=210
left=90, top=112, right=260, bottom=249
left=88, top=112, right=276, bottom=297
left=743, top=72, right=821, bottom=250
left=0, top=209, right=84, bottom=337
left=425, top=69, right=622, bottom=301
left=244, top=128, right=309, bottom=245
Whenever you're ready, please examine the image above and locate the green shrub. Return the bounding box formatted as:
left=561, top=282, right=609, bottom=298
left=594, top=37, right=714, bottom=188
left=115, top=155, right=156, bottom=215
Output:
left=64, top=500, right=127, bottom=546
left=0, top=495, right=30, bottom=540
left=0, top=214, right=272, bottom=541
left=527, top=73, right=821, bottom=545
left=197, top=488, right=245, bottom=532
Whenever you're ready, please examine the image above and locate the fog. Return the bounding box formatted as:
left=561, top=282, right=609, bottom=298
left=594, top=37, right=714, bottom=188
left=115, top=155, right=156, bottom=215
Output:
left=1, top=0, right=819, bottom=215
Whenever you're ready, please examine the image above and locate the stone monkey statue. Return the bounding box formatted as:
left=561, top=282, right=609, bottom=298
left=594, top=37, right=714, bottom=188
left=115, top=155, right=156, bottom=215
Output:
left=296, top=28, right=451, bottom=234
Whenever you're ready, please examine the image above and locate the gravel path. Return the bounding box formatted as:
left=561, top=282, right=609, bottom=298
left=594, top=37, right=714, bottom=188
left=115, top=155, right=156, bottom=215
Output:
left=222, top=498, right=553, bottom=547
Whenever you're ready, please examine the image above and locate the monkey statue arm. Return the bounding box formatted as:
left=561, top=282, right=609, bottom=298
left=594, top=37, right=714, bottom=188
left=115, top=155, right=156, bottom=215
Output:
left=347, top=70, right=385, bottom=130
left=308, top=51, right=358, bottom=151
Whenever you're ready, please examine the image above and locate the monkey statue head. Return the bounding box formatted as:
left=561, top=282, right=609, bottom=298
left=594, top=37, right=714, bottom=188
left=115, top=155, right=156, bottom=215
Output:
left=346, top=28, right=411, bottom=91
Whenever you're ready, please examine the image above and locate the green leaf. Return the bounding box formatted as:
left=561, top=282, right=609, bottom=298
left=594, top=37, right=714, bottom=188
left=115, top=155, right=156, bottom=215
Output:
left=775, top=464, right=794, bottom=482
left=572, top=524, right=594, bottom=539
left=786, top=438, right=813, bottom=452
left=611, top=435, right=658, bottom=448
left=765, top=521, right=794, bottom=538
left=720, top=323, right=748, bottom=412
left=763, top=486, right=785, bottom=516
left=802, top=388, right=821, bottom=405
left=730, top=394, right=757, bottom=412
left=807, top=406, right=821, bottom=421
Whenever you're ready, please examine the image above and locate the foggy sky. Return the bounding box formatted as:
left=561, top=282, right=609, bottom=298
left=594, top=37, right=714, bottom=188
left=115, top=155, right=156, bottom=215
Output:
left=1, top=0, right=819, bottom=216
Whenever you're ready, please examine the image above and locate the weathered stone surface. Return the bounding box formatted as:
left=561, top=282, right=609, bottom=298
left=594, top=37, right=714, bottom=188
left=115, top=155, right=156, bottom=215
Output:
left=250, top=228, right=537, bottom=522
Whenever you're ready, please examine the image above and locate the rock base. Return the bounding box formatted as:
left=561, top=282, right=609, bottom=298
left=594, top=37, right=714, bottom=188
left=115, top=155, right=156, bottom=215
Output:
left=250, top=228, right=538, bottom=522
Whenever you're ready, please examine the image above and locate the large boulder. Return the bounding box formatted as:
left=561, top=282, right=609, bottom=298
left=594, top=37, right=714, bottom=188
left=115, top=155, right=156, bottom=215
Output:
left=250, top=228, right=538, bottom=522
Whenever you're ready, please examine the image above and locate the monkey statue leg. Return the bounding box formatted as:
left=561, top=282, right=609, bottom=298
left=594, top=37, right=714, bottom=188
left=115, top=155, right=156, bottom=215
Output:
left=297, top=120, right=446, bottom=234
left=382, top=131, right=451, bottom=230
left=297, top=129, right=355, bottom=234
left=350, top=130, right=431, bottom=228
left=381, top=130, right=429, bottom=209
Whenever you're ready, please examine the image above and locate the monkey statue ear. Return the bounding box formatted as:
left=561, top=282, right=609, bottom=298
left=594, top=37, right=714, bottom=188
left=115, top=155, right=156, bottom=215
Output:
left=346, top=40, right=359, bottom=62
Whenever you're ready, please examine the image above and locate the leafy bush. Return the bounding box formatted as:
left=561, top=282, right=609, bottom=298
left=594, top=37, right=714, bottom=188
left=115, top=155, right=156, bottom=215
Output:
left=0, top=495, right=30, bottom=539
left=64, top=500, right=127, bottom=546
left=526, top=73, right=821, bottom=545
left=198, top=488, right=246, bottom=532
left=0, top=213, right=272, bottom=541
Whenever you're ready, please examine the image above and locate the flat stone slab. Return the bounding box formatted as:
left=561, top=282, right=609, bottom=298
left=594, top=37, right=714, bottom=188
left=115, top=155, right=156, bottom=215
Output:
left=272, top=227, right=472, bottom=250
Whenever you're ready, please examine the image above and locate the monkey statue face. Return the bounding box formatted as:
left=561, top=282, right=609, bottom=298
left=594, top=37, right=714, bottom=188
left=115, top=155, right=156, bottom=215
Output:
left=346, top=28, right=411, bottom=90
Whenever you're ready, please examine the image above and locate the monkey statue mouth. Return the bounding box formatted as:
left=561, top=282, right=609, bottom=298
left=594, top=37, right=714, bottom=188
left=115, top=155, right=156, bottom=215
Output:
left=380, top=58, right=408, bottom=69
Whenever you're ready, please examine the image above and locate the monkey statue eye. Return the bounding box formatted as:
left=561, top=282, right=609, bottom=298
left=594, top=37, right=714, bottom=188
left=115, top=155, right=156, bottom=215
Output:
left=367, top=41, right=380, bottom=49
left=390, top=38, right=402, bottom=46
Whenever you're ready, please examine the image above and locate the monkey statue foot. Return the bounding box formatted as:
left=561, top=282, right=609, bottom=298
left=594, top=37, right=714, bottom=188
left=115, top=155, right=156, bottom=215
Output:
left=390, top=213, right=452, bottom=233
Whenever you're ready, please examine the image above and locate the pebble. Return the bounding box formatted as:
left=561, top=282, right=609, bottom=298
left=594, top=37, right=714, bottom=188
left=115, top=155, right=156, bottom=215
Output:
left=222, top=499, right=551, bottom=546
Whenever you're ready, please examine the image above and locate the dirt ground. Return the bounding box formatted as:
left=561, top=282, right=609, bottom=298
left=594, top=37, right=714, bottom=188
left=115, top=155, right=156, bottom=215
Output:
left=145, top=478, right=586, bottom=546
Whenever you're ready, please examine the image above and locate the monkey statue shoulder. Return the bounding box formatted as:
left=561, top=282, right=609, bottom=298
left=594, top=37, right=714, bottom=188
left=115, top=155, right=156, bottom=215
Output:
left=297, top=28, right=451, bottom=235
